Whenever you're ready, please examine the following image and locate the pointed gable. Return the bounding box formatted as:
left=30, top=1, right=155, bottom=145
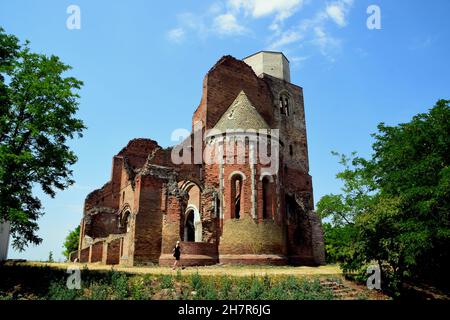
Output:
left=213, top=90, right=270, bottom=131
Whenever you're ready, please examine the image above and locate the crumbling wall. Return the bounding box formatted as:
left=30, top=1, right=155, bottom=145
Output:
left=132, top=174, right=165, bottom=265
left=83, top=208, right=119, bottom=239
left=193, top=55, right=275, bottom=131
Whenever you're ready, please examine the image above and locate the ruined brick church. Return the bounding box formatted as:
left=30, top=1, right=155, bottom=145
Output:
left=71, top=51, right=325, bottom=266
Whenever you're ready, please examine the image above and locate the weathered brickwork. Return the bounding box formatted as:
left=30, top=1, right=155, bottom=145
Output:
left=89, top=242, right=103, bottom=263
left=73, top=51, right=325, bottom=266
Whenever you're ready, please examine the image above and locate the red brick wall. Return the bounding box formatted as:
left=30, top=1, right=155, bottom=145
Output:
left=161, top=194, right=183, bottom=254
left=86, top=212, right=119, bottom=238
left=89, top=242, right=103, bottom=263
left=179, top=241, right=217, bottom=256
left=133, top=175, right=164, bottom=265
left=104, top=238, right=121, bottom=265
left=79, top=247, right=89, bottom=263
left=223, top=164, right=252, bottom=221
left=84, top=181, right=116, bottom=211
left=194, top=56, right=274, bottom=130
left=159, top=241, right=218, bottom=266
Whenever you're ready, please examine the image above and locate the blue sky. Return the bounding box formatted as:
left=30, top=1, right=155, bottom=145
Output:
left=1, top=0, right=449, bottom=261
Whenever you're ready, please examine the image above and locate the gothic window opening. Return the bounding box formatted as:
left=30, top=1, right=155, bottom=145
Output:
left=213, top=193, right=220, bottom=218
left=279, top=96, right=285, bottom=115
left=231, top=175, right=243, bottom=219
left=279, top=93, right=290, bottom=116
left=120, top=210, right=131, bottom=233
left=184, top=209, right=195, bottom=242
left=289, top=145, right=293, bottom=157
left=262, top=177, right=272, bottom=219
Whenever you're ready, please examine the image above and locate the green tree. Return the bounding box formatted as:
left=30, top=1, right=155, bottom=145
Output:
left=317, top=152, right=376, bottom=264
left=62, top=225, right=80, bottom=260
left=0, top=28, right=85, bottom=250
left=318, top=100, right=450, bottom=295
left=369, top=99, right=450, bottom=288
left=48, top=251, right=54, bottom=263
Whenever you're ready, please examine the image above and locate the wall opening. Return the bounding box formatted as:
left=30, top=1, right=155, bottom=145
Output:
left=262, top=177, right=272, bottom=219
left=119, top=210, right=131, bottom=233
left=184, top=209, right=195, bottom=242
left=230, top=175, right=243, bottom=219
left=279, top=93, right=290, bottom=116
left=285, top=194, right=297, bottom=223
left=214, top=192, right=220, bottom=218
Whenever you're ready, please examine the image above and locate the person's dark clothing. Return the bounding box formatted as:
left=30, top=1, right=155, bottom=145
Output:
left=173, top=245, right=181, bottom=260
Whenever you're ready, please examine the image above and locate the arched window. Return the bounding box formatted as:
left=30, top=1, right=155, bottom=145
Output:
left=213, top=192, right=220, bottom=218
left=184, top=209, right=195, bottom=242
left=119, top=210, right=131, bottom=233
left=231, top=175, right=243, bottom=219
left=262, top=177, right=272, bottom=219
left=279, top=96, right=285, bottom=114
left=279, top=93, right=290, bottom=116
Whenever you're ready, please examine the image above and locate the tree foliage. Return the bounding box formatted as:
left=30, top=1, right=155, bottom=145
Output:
left=317, top=100, right=450, bottom=295
left=62, top=225, right=80, bottom=260
left=0, top=28, right=85, bottom=250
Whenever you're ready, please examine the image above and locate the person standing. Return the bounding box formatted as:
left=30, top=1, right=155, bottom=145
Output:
left=172, top=240, right=181, bottom=270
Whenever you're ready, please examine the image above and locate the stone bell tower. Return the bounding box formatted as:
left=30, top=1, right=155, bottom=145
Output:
left=243, top=51, right=291, bottom=82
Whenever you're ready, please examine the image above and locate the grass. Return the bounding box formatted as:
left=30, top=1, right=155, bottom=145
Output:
left=0, top=263, right=343, bottom=300
left=20, top=261, right=342, bottom=277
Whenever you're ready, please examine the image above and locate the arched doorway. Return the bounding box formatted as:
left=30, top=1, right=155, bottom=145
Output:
left=184, top=205, right=202, bottom=242
left=178, top=180, right=203, bottom=242
left=184, top=209, right=195, bottom=242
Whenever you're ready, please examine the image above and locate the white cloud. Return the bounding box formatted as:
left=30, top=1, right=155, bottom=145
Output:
left=229, top=0, right=304, bottom=21
left=167, top=0, right=354, bottom=63
left=290, top=55, right=310, bottom=68
left=214, top=13, right=247, bottom=35
left=326, top=0, right=353, bottom=27
left=326, top=5, right=345, bottom=27
left=312, top=27, right=341, bottom=59
left=291, top=56, right=309, bottom=63
left=167, top=28, right=185, bottom=43
left=270, top=30, right=303, bottom=49
left=268, top=0, right=353, bottom=61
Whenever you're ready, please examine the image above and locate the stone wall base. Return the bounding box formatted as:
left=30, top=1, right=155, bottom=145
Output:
left=218, top=254, right=288, bottom=265
left=288, top=255, right=317, bottom=266
left=159, top=253, right=218, bottom=267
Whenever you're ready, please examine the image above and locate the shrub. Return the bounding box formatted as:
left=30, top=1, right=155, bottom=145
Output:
left=88, top=282, right=110, bottom=300
left=110, top=271, right=129, bottom=299
left=218, top=276, right=232, bottom=299
left=160, top=274, right=174, bottom=289
left=130, top=277, right=153, bottom=300
left=48, top=281, right=79, bottom=300
left=190, top=272, right=202, bottom=291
